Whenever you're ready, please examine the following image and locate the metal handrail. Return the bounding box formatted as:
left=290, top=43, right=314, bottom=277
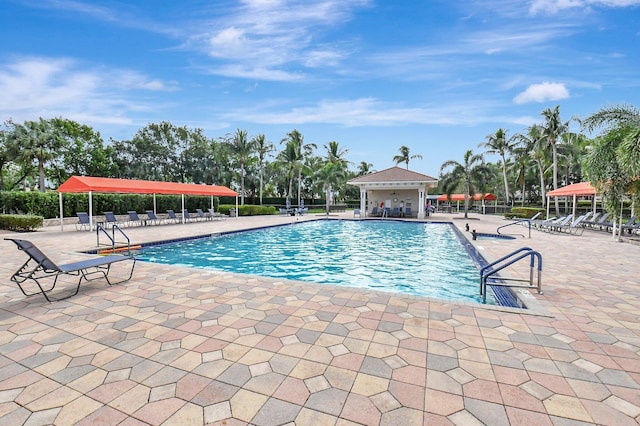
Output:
left=497, top=219, right=531, bottom=238
left=480, top=247, right=542, bottom=303
left=96, top=223, right=132, bottom=255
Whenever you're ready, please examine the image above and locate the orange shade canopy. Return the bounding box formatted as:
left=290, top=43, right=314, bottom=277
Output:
left=437, top=193, right=497, bottom=202
left=58, top=176, right=237, bottom=197
left=546, top=182, right=596, bottom=197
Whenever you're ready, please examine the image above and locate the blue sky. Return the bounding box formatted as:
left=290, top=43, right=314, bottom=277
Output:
left=1, top=0, right=639, bottom=178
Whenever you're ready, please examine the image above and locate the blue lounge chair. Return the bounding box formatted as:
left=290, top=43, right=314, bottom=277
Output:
left=166, top=209, right=181, bottom=223
left=127, top=211, right=143, bottom=227
left=404, top=207, right=413, bottom=218
left=75, top=212, right=91, bottom=231
left=182, top=210, right=196, bottom=222
left=195, top=208, right=209, bottom=221
left=370, top=207, right=379, bottom=217
left=6, top=237, right=136, bottom=302
left=145, top=210, right=161, bottom=225
left=208, top=208, right=224, bottom=220
left=104, top=211, right=119, bottom=228
left=391, top=207, right=400, bottom=217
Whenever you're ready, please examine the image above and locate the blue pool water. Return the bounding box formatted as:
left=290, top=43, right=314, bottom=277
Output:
left=135, top=220, right=497, bottom=304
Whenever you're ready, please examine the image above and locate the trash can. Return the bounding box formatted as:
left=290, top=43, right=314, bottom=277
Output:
left=229, top=208, right=237, bottom=217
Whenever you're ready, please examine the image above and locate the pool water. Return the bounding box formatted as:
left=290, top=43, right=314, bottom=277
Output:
left=135, top=220, right=496, bottom=304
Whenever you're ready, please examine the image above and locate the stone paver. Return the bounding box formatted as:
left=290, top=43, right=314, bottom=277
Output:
left=0, top=212, right=639, bottom=424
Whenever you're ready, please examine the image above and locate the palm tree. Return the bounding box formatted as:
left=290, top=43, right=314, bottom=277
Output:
left=582, top=104, right=640, bottom=224
left=253, top=133, right=274, bottom=205
left=227, top=129, right=254, bottom=205
left=515, top=124, right=549, bottom=207
left=439, top=149, right=491, bottom=219
left=276, top=139, right=301, bottom=200
left=509, top=147, right=530, bottom=207
left=393, top=145, right=422, bottom=169
left=541, top=106, right=572, bottom=216
left=281, top=130, right=316, bottom=205
left=479, top=128, right=515, bottom=205
left=357, top=161, right=374, bottom=175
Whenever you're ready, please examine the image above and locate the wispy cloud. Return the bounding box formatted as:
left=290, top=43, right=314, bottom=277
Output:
left=0, top=56, right=177, bottom=125
left=513, top=82, right=570, bottom=104
left=187, top=0, right=370, bottom=80
left=529, top=0, right=640, bottom=15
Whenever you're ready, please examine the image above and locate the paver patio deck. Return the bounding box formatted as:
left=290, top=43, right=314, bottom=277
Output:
left=0, top=212, right=638, bottom=425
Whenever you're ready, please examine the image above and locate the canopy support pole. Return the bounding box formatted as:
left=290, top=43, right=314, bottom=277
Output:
left=59, top=192, right=64, bottom=231
left=210, top=195, right=214, bottom=211
left=546, top=196, right=550, bottom=218
left=235, top=195, right=239, bottom=219
left=181, top=194, right=185, bottom=224
left=89, top=191, right=93, bottom=230
left=573, top=194, right=577, bottom=218
left=153, top=194, right=157, bottom=214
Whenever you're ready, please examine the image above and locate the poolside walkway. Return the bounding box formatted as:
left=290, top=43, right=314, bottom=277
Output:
left=0, top=213, right=638, bottom=425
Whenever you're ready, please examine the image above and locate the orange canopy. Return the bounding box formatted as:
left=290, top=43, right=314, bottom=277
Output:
left=58, top=176, right=237, bottom=197
left=437, top=193, right=497, bottom=202
left=546, top=182, right=596, bottom=197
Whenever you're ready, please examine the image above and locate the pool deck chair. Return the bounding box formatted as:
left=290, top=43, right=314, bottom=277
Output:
left=104, top=211, right=119, bottom=228
left=127, top=211, right=143, bottom=227
left=195, top=208, right=209, bottom=221
left=5, top=237, right=136, bottom=302
left=145, top=210, right=161, bottom=225
left=166, top=209, right=181, bottom=224
left=75, top=212, right=91, bottom=231
left=182, top=210, right=196, bottom=222
left=208, top=208, right=224, bottom=220
left=404, top=207, right=413, bottom=218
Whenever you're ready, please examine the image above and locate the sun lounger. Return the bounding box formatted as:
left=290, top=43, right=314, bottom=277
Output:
left=208, top=208, right=225, bottom=220
left=370, top=207, right=379, bottom=217
left=405, top=207, right=413, bottom=218
left=75, top=212, right=91, bottom=231
left=195, top=208, right=209, bottom=221
left=5, top=237, right=136, bottom=302
left=127, top=211, right=143, bottom=227
left=104, top=211, right=119, bottom=228
left=580, top=212, right=600, bottom=228
left=166, top=209, right=181, bottom=223
left=539, top=215, right=573, bottom=232
left=145, top=210, right=161, bottom=225
left=552, top=215, right=587, bottom=235
left=182, top=210, right=196, bottom=222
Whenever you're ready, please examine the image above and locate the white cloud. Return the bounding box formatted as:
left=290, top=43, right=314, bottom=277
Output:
left=0, top=56, right=176, bottom=126
left=513, top=82, right=570, bottom=104
left=529, top=0, right=640, bottom=15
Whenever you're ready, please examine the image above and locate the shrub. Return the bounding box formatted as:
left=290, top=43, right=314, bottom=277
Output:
left=0, top=214, right=44, bottom=231
left=218, top=204, right=277, bottom=216
left=505, top=207, right=546, bottom=219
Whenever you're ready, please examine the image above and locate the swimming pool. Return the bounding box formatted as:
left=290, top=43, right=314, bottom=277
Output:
left=134, top=220, right=499, bottom=305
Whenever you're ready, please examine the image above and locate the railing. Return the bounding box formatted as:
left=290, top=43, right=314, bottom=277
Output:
left=480, top=247, right=542, bottom=303
left=496, top=219, right=531, bottom=238
left=96, top=223, right=132, bottom=255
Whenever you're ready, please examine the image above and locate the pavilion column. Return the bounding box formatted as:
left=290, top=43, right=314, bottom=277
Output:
left=360, top=189, right=366, bottom=216
left=418, top=188, right=426, bottom=219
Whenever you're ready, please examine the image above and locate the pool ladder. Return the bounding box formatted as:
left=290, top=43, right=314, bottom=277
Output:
left=496, top=219, right=531, bottom=238
left=480, top=247, right=542, bottom=303
left=96, top=223, right=133, bottom=255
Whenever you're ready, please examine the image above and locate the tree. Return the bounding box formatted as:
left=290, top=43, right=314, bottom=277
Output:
left=281, top=130, right=316, bottom=205
left=480, top=128, right=515, bottom=205
left=541, top=106, right=573, bottom=215
left=439, top=149, right=491, bottom=219
left=227, top=129, right=255, bottom=205
left=393, top=145, right=422, bottom=169
left=515, top=124, right=549, bottom=207
left=582, top=104, right=640, bottom=226
left=5, top=118, right=66, bottom=191
left=357, top=161, right=374, bottom=176
left=253, top=133, right=274, bottom=205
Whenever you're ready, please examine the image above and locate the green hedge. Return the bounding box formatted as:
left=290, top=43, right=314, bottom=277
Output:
left=0, top=214, right=44, bottom=231
left=505, top=207, right=546, bottom=219
left=218, top=204, right=277, bottom=216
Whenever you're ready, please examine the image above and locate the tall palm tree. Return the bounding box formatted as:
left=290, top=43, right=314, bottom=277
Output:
left=541, top=106, right=572, bottom=216
left=439, top=149, right=491, bottom=219
left=393, top=145, right=422, bottom=169
left=276, top=139, right=301, bottom=200
left=253, top=133, right=274, bottom=205
left=281, top=130, right=316, bottom=205
left=515, top=124, right=549, bottom=207
left=357, top=161, right=374, bottom=176
left=479, top=128, right=515, bottom=205
left=227, top=129, right=254, bottom=205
